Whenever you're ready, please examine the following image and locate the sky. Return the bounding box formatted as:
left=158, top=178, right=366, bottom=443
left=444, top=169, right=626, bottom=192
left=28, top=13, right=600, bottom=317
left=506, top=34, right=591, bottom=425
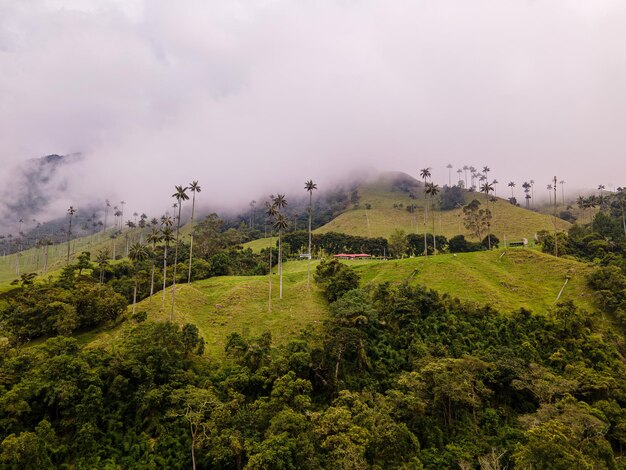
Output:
left=1, top=0, right=626, bottom=221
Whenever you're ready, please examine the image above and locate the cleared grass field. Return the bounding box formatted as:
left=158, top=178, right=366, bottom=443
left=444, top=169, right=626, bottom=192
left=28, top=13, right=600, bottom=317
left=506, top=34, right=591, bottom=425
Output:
left=316, top=180, right=571, bottom=240
left=81, top=248, right=594, bottom=358
left=242, top=175, right=572, bottom=253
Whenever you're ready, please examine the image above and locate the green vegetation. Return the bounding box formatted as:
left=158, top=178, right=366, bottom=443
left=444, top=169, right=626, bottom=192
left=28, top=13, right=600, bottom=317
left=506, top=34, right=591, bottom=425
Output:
left=3, top=175, right=626, bottom=468
left=315, top=174, right=570, bottom=240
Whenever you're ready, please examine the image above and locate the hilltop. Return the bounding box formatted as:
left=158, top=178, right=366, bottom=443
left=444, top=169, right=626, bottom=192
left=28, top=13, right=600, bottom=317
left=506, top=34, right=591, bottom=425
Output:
left=317, top=171, right=571, bottom=240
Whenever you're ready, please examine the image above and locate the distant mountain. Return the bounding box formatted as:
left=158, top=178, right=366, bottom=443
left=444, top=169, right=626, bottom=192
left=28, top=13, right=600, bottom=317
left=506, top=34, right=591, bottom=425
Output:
left=0, top=153, right=83, bottom=230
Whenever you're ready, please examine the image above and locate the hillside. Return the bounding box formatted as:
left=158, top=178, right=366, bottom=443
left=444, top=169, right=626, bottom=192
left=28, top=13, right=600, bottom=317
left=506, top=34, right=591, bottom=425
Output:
left=79, top=248, right=594, bottom=357
left=316, top=172, right=571, bottom=240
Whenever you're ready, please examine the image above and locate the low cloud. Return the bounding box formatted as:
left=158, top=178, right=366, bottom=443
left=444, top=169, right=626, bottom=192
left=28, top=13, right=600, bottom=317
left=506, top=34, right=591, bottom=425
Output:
left=1, top=0, right=625, bottom=224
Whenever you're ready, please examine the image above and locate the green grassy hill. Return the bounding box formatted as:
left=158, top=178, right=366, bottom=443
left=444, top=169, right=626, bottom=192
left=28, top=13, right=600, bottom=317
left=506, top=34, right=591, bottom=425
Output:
left=80, top=248, right=594, bottom=358
left=0, top=226, right=155, bottom=286
left=242, top=172, right=571, bottom=253
left=316, top=173, right=571, bottom=240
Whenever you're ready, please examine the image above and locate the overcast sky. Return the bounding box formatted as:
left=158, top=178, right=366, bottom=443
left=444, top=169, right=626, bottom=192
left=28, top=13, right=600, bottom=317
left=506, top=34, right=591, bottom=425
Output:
left=1, top=0, right=626, bottom=219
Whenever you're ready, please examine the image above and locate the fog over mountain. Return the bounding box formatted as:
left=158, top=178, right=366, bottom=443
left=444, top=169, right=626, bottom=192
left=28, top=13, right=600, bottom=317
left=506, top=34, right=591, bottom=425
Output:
left=1, top=0, right=625, bottom=225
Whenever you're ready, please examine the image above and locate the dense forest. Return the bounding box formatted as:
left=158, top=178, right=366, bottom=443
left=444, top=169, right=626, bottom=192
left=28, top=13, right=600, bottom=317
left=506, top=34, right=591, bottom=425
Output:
left=1, top=190, right=626, bottom=468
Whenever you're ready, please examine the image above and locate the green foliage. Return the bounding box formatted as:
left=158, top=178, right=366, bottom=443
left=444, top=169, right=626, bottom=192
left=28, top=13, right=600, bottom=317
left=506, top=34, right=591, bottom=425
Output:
left=448, top=234, right=482, bottom=253
left=406, top=233, right=448, bottom=256
left=282, top=231, right=388, bottom=257
left=463, top=199, right=492, bottom=241
left=388, top=228, right=408, bottom=258
left=438, top=185, right=465, bottom=211
left=314, top=258, right=360, bottom=302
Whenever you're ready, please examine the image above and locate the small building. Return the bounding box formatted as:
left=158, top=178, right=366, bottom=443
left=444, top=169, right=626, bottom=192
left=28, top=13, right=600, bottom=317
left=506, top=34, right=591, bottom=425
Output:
left=333, top=253, right=372, bottom=260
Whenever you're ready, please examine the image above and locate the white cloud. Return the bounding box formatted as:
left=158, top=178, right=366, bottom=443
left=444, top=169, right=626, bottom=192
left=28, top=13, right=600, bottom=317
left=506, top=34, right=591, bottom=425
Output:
left=1, top=0, right=626, bottom=222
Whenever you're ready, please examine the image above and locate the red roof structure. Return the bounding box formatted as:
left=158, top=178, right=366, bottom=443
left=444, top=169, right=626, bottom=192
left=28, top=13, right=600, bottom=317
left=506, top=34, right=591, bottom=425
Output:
left=333, top=253, right=372, bottom=259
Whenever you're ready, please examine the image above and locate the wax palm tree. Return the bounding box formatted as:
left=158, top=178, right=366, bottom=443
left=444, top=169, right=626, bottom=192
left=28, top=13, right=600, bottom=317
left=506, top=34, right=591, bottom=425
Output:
left=446, top=163, right=453, bottom=186
left=187, top=180, right=201, bottom=283
left=249, top=200, right=256, bottom=229
left=128, top=242, right=150, bottom=315
left=66, top=206, right=76, bottom=264
left=274, top=212, right=289, bottom=299
left=95, top=248, right=109, bottom=284
left=547, top=184, right=553, bottom=205
left=508, top=181, right=516, bottom=198
left=272, top=194, right=288, bottom=299
left=420, top=168, right=431, bottom=256
left=456, top=168, right=463, bottom=186
left=265, top=201, right=277, bottom=312
left=522, top=182, right=531, bottom=209
left=481, top=182, right=495, bottom=249
left=160, top=216, right=174, bottom=309
left=104, top=199, right=110, bottom=233
left=529, top=180, right=535, bottom=207
left=463, top=165, right=469, bottom=188
left=559, top=180, right=565, bottom=205
left=171, top=185, right=189, bottom=319
left=147, top=227, right=162, bottom=299
left=425, top=182, right=440, bottom=253
left=304, top=179, right=317, bottom=290
left=492, top=179, right=498, bottom=198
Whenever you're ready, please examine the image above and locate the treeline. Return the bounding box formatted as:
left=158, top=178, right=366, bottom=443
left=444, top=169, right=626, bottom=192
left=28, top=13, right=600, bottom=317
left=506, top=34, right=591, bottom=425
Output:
left=2, top=262, right=626, bottom=468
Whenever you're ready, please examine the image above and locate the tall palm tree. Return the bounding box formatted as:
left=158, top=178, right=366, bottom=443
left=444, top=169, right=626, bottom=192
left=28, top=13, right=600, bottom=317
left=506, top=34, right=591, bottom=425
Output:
left=480, top=182, right=494, bottom=249
left=463, top=165, right=469, bottom=188
left=559, top=180, right=566, bottom=205
left=446, top=163, right=453, bottom=186
left=66, top=206, right=76, bottom=264
left=420, top=168, right=431, bottom=256
left=522, top=182, right=531, bottom=209
left=104, top=199, right=110, bottom=233
left=265, top=201, right=277, bottom=312
left=425, top=182, right=439, bottom=253
left=147, top=227, right=162, bottom=300
left=547, top=184, right=553, bottom=205
left=457, top=168, right=463, bottom=186
left=529, top=180, right=535, bottom=207
left=187, top=180, right=201, bottom=284
left=249, top=200, right=256, bottom=229
left=128, top=242, right=150, bottom=315
left=508, top=181, right=516, bottom=198
left=272, top=194, right=288, bottom=299
left=95, top=248, right=109, bottom=284
left=304, top=180, right=317, bottom=290
left=492, top=179, right=498, bottom=198
left=160, top=216, right=174, bottom=309
left=274, top=213, right=289, bottom=300
left=171, top=185, right=189, bottom=319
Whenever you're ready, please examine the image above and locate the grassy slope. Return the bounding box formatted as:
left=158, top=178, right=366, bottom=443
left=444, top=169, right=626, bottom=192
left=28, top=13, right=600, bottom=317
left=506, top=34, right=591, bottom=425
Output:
left=316, top=178, right=571, bottom=240
left=350, top=249, right=594, bottom=313
left=0, top=226, right=156, bottom=286
left=81, top=249, right=594, bottom=358
left=241, top=175, right=572, bottom=253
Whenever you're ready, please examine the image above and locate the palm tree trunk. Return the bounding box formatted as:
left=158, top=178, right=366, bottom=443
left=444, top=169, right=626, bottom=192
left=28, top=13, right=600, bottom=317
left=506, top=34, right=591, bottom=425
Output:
left=423, top=190, right=428, bottom=256
left=43, top=242, right=48, bottom=274
left=187, top=194, right=196, bottom=283
left=162, top=243, right=168, bottom=309
left=279, top=229, right=283, bottom=300
left=150, top=262, right=155, bottom=301
left=431, top=197, right=436, bottom=254
left=307, top=192, right=312, bottom=290
left=171, top=205, right=182, bottom=321
left=132, top=276, right=138, bottom=315
left=268, top=234, right=273, bottom=312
